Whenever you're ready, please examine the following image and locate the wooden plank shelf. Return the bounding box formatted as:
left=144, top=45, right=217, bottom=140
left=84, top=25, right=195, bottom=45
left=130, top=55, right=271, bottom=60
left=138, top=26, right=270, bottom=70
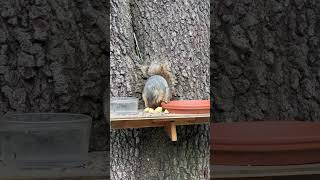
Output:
left=111, top=111, right=209, bottom=141
left=211, top=164, right=320, bottom=179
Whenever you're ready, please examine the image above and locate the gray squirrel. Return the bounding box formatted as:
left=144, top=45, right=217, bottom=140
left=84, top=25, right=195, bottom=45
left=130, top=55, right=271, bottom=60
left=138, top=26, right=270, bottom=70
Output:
left=133, top=32, right=176, bottom=108
left=142, top=62, right=176, bottom=109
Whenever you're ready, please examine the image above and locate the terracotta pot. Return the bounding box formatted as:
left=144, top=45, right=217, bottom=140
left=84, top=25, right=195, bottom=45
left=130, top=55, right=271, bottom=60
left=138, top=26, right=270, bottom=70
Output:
left=211, top=121, right=320, bottom=165
left=161, top=100, right=210, bottom=114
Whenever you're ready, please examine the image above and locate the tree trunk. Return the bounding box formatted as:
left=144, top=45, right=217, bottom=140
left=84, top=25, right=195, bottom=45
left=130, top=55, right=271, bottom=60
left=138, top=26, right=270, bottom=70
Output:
left=0, top=0, right=109, bottom=151
left=211, top=0, right=320, bottom=122
left=110, top=0, right=210, bottom=179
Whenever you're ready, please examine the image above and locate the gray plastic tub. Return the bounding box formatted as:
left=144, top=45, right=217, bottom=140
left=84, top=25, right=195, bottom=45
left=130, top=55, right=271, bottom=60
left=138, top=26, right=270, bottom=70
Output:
left=110, top=97, right=138, bottom=115
left=0, top=113, right=92, bottom=168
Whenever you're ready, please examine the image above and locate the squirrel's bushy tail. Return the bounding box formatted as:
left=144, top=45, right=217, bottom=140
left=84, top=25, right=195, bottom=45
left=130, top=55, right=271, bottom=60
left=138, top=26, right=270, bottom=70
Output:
left=147, top=62, right=176, bottom=87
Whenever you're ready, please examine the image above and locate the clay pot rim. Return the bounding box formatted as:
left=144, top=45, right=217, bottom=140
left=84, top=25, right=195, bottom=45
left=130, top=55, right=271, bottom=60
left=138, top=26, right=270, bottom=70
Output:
left=213, top=143, right=320, bottom=152
left=213, top=137, right=320, bottom=145
left=211, top=121, right=320, bottom=149
left=161, top=100, right=210, bottom=109
left=166, top=109, right=210, bottom=114
left=211, top=121, right=320, bottom=165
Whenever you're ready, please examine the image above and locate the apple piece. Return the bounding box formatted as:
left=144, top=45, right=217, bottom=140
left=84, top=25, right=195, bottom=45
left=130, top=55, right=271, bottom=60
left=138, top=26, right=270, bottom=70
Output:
left=144, top=107, right=150, bottom=112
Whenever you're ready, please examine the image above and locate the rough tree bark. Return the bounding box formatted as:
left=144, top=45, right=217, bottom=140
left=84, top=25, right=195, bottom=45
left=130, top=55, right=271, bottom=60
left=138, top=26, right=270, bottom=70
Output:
left=211, top=0, right=320, bottom=122
left=0, top=0, right=109, bottom=151
left=110, top=0, right=210, bottom=179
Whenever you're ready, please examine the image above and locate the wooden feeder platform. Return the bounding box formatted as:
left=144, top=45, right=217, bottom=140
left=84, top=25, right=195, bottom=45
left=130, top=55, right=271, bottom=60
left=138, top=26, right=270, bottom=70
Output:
left=111, top=111, right=210, bottom=141
left=0, top=151, right=108, bottom=180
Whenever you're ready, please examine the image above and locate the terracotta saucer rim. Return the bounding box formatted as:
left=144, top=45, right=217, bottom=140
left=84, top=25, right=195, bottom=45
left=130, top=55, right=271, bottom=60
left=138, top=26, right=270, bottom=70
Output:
left=162, top=107, right=210, bottom=110
left=161, top=100, right=210, bottom=109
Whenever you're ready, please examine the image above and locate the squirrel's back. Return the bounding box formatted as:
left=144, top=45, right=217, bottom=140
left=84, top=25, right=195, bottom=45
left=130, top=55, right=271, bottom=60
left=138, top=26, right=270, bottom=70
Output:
left=142, top=62, right=175, bottom=108
left=143, top=75, right=170, bottom=108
